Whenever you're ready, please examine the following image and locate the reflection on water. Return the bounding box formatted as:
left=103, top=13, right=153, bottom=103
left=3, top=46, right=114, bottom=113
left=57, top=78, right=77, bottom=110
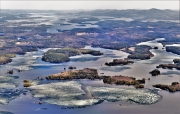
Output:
left=100, top=66, right=131, bottom=72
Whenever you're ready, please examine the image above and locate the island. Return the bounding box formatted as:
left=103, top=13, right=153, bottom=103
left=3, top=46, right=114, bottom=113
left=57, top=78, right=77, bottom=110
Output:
left=166, top=46, right=180, bottom=55
left=173, top=59, right=180, bottom=63
left=153, top=82, right=180, bottom=92
left=103, top=76, right=145, bottom=88
left=23, top=80, right=33, bottom=87
left=7, top=70, right=14, bottom=74
left=42, top=53, right=70, bottom=63
left=149, top=69, right=161, bottom=76
left=46, top=68, right=101, bottom=80
left=42, top=48, right=103, bottom=63
left=126, top=45, right=154, bottom=60
left=156, top=59, right=180, bottom=70
left=46, top=68, right=145, bottom=88
left=0, top=53, right=16, bottom=65
left=105, top=59, right=134, bottom=66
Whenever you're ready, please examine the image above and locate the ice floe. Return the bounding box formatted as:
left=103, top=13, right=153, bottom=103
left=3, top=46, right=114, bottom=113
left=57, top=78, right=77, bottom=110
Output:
left=28, top=81, right=162, bottom=107
left=29, top=81, right=102, bottom=107
left=88, top=86, right=162, bottom=105
left=0, top=76, right=24, bottom=105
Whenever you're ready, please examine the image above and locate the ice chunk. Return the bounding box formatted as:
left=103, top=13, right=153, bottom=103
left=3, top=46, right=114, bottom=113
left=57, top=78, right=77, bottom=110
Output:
left=29, top=81, right=101, bottom=107
left=0, top=76, right=22, bottom=105
left=0, top=89, right=23, bottom=105
left=88, top=87, right=162, bottom=105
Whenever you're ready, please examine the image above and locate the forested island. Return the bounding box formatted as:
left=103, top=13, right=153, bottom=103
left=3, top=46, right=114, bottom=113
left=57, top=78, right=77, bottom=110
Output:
left=103, top=76, right=145, bottom=88
left=46, top=68, right=145, bottom=88
left=156, top=59, right=180, bottom=70
left=153, top=82, right=180, bottom=92
left=166, top=46, right=180, bottom=55
left=42, top=48, right=103, bottom=63
left=46, top=68, right=100, bottom=80
left=0, top=54, right=16, bottom=65
left=126, top=45, right=154, bottom=60
left=149, top=69, right=161, bottom=76
left=105, top=59, right=134, bottom=66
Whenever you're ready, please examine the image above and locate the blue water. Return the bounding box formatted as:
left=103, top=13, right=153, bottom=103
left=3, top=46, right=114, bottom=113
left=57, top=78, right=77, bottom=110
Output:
left=0, top=40, right=180, bottom=114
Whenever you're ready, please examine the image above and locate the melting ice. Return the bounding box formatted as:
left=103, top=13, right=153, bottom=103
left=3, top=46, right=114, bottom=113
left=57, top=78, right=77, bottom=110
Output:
left=28, top=81, right=162, bottom=107
left=0, top=76, right=23, bottom=105
left=88, top=86, right=162, bottom=105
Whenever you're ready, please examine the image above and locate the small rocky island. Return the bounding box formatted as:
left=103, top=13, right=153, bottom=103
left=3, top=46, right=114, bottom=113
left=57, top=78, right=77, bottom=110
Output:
left=153, top=82, right=180, bottom=92
left=0, top=54, right=16, bottom=65
left=149, top=69, right=161, bottom=76
left=156, top=59, right=180, bottom=70
left=105, top=59, right=134, bottom=66
left=125, top=45, right=154, bottom=60
left=103, top=76, right=145, bottom=88
left=42, top=48, right=103, bottom=63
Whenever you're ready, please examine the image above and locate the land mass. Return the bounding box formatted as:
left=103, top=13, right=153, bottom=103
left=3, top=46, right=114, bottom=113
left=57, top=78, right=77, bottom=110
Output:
left=105, top=59, right=134, bottom=66
left=46, top=68, right=145, bottom=88
left=156, top=59, right=180, bottom=70
left=0, top=9, right=179, bottom=64
left=0, top=53, right=16, bottom=65
left=166, top=46, right=180, bottom=55
left=125, top=45, right=154, bottom=60
left=46, top=68, right=100, bottom=80
left=42, top=48, right=103, bottom=63
left=149, top=69, right=161, bottom=76
left=153, top=82, right=180, bottom=93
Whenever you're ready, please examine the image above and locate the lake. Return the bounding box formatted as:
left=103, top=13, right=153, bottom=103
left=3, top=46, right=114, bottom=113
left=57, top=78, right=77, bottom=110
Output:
left=0, top=39, right=180, bottom=114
